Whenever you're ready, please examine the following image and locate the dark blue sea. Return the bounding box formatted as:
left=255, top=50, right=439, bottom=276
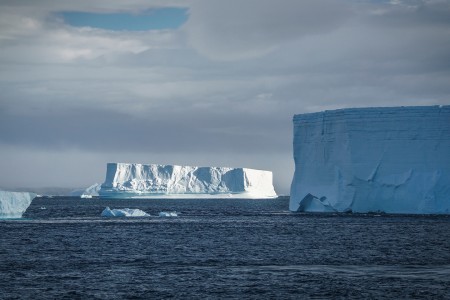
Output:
left=1, top=197, right=450, bottom=299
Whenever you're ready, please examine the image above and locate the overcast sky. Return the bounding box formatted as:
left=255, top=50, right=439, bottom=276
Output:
left=1, top=0, right=449, bottom=194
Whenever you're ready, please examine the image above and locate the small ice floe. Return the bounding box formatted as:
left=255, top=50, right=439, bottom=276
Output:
left=159, top=211, right=178, bottom=217
left=101, top=207, right=150, bottom=217
left=40, top=207, right=47, bottom=210
left=80, top=194, right=93, bottom=199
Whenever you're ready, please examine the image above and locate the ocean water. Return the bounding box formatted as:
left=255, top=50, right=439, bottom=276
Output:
left=1, top=197, right=450, bottom=299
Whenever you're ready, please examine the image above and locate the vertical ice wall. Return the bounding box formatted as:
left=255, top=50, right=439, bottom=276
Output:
left=290, top=105, right=450, bottom=214
left=0, top=191, right=37, bottom=218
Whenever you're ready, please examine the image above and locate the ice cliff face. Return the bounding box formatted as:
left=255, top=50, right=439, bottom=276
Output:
left=0, top=191, right=37, bottom=218
left=99, top=163, right=277, bottom=199
left=290, top=105, right=450, bottom=214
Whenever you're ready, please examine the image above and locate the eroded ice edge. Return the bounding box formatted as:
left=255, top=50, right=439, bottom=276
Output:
left=290, top=105, right=450, bottom=214
left=99, top=163, right=277, bottom=199
left=0, top=191, right=37, bottom=218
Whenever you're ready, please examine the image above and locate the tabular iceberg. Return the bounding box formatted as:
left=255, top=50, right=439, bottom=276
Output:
left=0, top=191, right=37, bottom=218
left=99, top=163, right=277, bottom=199
left=290, top=105, right=450, bottom=214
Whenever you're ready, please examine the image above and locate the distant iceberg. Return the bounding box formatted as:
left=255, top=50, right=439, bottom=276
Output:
left=71, top=183, right=101, bottom=198
left=290, top=105, right=450, bottom=214
left=99, top=163, right=277, bottom=199
left=81, top=183, right=101, bottom=198
left=0, top=191, right=37, bottom=218
left=101, top=207, right=150, bottom=217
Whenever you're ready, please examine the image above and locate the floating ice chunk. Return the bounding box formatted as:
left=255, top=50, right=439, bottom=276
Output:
left=159, top=211, right=178, bottom=217
left=101, top=207, right=150, bottom=217
left=99, top=163, right=277, bottom=199
left=80, top=194, right=93, bottom=199
left=290, top=105, right=450, bottom=214
left=0, top=191, right=37, bottom=218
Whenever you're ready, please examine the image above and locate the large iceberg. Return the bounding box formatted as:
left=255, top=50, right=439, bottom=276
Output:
left=0, top=191, right=37, bottom=218
left=290, top=105, right=450, bottom=214
left=99, top=163, right=277, bottom=199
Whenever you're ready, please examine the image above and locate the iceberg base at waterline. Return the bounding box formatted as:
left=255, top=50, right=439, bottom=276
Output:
left=0, top=191, right=37, bottom=218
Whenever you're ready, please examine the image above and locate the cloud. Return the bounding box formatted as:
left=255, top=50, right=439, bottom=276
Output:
left=365, top=0, right=450, bottom=26
left=0, top=16, right=181, bottom=64
left=184, top=0, right=352, bottom=60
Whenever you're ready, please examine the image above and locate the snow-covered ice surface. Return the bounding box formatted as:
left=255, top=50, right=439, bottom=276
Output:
left=290, top=105, right=450, bottom=214
left=0, top=191, right=37, bottom=218
left=100, top=207, right=150, bottom=217
left=99, top=163, right=277, bottom=199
